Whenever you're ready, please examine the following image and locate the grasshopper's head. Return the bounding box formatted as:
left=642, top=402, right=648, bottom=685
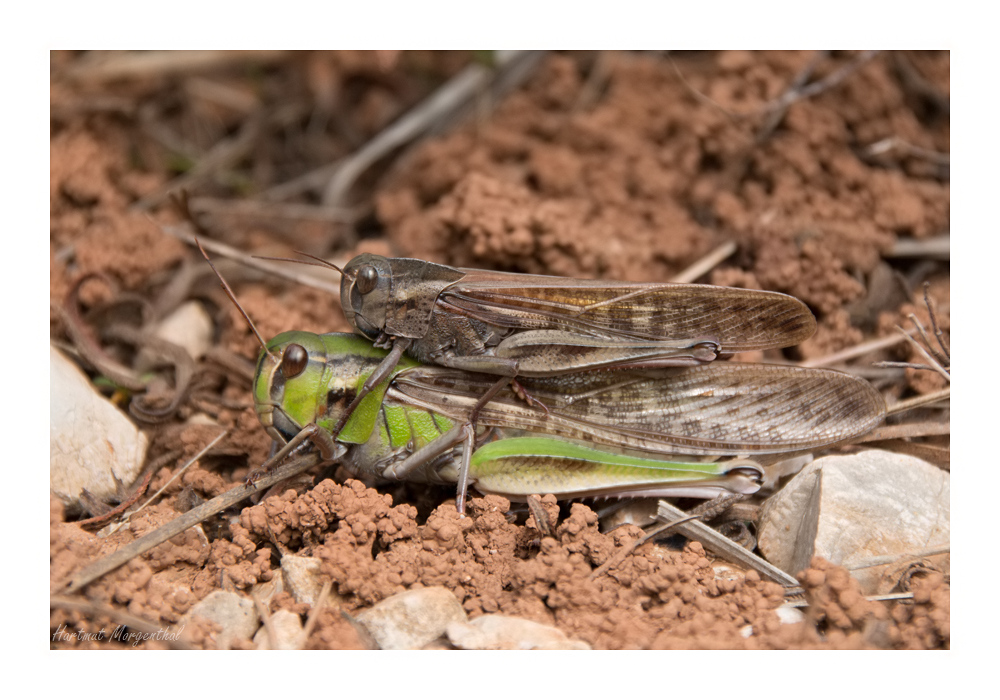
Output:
left=253, top=331, right=333, bottom=444
left=254, top=331, right=414, bottom=446
left=340, top=253, right=393, bottom=341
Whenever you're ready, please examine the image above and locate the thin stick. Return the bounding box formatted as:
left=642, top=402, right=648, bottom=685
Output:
left=655, top=500, right=800, bottom=587
left=102, top=322, right=195, bottom=423
left=862, top=421, right=950, bottom=441
left=862, top=440, right=949, bottom=470
left=322, top=51, right=544, bottom=206
left=573, top=51, right=616, bottom=111
left=907, top=313, right=942, bottom=366
left=873, top=361, right=938, bottom=372
left=297, top=579, right=333, bottom=650
left=755, top=51, right=829, bottom=143
left=252, top=592, right=276, bottom=649
left=886, top=234, right=950, bottom=260
left=67, top=50, right=286, bottom=82
left=886, top=388, right=951, bottom=416
left=855, top=365, right=911, bottom=382
left=923, top=283, right=950, bottom=358
left=782, top=591, right=914, bottom=608
left=190, top=195, right=363, bottom=224
left=667, top=55, right=742, bottom=122
left=892, top=52, right=950, bottom=116
left=775, top=50, right=880, bottom=107
left=896, top=325, right=950, bottom=382
left=861, top=136, right=950, bottom=167
left=589, top=513, right=702, bottom=581
left=131, top=431, right=228, bottom=516
left=74, top=470, right=154, bottom=530
left=669, top=50, right=879, bottom=124
left=908, top=305, right=951, bottom=371
left=670, top=241, right=738, bottom=284
left=60, top=452, right=321, bottom=594
left=164, top=227, right=341, bottom=295
left=136, top=111, right=266, bottom=210
left=258, top=161, right=345, bottom=202
left=799, top=334, right=906, bottom=368
left=868, top=592, right=915, bottom=603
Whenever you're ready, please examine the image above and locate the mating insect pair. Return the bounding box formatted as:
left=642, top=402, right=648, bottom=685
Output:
left=201, top=243, right=885, bottom=513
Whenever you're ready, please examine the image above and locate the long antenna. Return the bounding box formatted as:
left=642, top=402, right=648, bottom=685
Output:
left=195, top=238, right=276, bottom=360
left=252, top=251, right=345, bottom=277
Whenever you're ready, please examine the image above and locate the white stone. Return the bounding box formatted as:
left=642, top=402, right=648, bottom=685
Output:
left=447, top=614, right=591, bottom=650
left=757, top=450, right=950, bottom=594
left=50, top=346, right=148, bottom=510
left=153, top=301, right=213, bottom=361
left=355, top=587, right=467, bottom=650
left=253, top=610, right=303, bottom=650
left=760, top=453, right=813, bottom=493
left=599, top=498, right=659, bottom=530
left=179, top=591, right=259, bottom=647
left=280, top=555, right=324, bottom=606
left=775, top=605, right=806, bottom=625
left=712, top=564, right=745, bottom=583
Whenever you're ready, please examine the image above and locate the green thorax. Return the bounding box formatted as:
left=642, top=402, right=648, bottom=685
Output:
left=377, top=402, right=455, bottom=451
left=253, top=331, right=420, bottom=445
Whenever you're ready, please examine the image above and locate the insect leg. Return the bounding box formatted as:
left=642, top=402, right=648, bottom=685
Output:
left=468, top=376, right=513, bottom=425
left=250, top=423, right=346, bottom=484
left=382, top=423, right=471, bottom=479
left=431, top=351, right=519, bottom=376
left=454, top=424, right=477, bottom=516
left=381, top=421, right=477, bottom=515
left=330, top=338, right=412, bottom=438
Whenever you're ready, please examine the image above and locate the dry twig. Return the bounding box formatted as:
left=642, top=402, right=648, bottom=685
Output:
left=887, top=234, right=950, bottom=260
left=885, top=388, right=951, bottom=416
left=670, top=241, right=737, bottom=284
left=67, top=50, right=287, bottom=83
left=297, top=579, right=334, bottom=650
left=164, top=227, right=341, bottom=295
left=61, top=452, right=322, bottom=594
left=74, top=449, right=183, bottom=530
left=862, top=421, right=950, bottom=441
left=799, top=334, right=907, bottom=368
left=135, top=111, right=269, bottom=210
left=322, top=51, right=545, bottom=207
left=654, top=500, right=800, bottom=588
left=861, top=136, right=949, bottom=167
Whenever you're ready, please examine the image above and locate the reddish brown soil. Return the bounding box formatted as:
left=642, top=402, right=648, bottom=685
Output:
left=50, top=51, right=949, bottom=649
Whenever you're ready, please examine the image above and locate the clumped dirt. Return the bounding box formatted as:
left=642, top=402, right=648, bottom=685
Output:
left=50, top=51, right=949, bottom=649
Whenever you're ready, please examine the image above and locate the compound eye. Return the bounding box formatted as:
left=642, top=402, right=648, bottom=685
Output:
left=280, top=343, right=308, bottom=379
left=356, top=265, right=378, bottom=295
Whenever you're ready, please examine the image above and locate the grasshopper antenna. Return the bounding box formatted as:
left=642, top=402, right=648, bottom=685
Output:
left=195, top=238, right=276, bottom=361
left=252, top=251, right=345, bottom=277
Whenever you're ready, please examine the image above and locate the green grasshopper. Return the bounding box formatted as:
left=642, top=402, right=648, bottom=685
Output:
left=254, top=331, right=778, bottom=504
left=268, top=252, right=819, bottom=439
left=252, top=329, right=884, bottom=511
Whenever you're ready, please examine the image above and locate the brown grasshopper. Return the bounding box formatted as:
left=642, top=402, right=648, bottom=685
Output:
left=274, top=252, right=818, bottom=438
